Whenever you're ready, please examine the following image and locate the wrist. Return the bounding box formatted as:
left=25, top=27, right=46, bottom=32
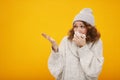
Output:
left=52, top=46, right=58, bottom=52
left=78, top=43, right=86, bottom=48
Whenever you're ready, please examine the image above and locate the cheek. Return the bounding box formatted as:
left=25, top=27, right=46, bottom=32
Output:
left=81, top=29, right=87, bottom=34
left=73, top=28, right=77, bottom=32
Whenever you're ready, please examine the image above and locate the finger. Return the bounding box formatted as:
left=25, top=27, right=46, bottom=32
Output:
left=73, top=37, right=79, bottom=42
left=41, top=33, right=52, bottom=41
left=41, top=33, right=56, bottom=44
left=41, top=33, right=49, bottom=39
left=75, top=34, right=84, bottom=40
left=74, top=34, right=81, bottom=41
left=74, top=33, right=82, bottom=40
left=74, top=34, right=79, bottom=39
left=49, top=37, right=55, bottom=43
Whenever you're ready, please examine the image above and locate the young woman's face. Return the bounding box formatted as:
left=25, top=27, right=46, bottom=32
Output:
left=73, top=21, right=87, bottom=35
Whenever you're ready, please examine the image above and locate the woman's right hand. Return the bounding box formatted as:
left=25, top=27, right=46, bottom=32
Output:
left=41, top=33, right=58, bottom=52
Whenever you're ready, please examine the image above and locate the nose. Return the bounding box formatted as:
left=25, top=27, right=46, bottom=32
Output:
left=76, top=27, right=82, bottom=32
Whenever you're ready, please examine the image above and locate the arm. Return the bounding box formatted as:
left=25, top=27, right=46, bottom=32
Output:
left=48, top=37, right=67, bottom=79
left=77, top=39, right=104, bottom=78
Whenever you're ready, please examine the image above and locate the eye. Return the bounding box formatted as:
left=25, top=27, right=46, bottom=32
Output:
left=80, top=26, right=85, bottom=28
left=74, top=26, right=77, bottom=28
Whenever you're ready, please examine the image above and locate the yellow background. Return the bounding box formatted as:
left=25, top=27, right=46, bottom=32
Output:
left=0, top=0, right=120, bottom=80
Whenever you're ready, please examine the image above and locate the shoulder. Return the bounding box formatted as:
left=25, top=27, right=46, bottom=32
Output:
left=59, top=36, right=69, bottom=45
left=95, top=39, right=103, bottom=45
left=89, top=39, right=103, bottom=49
left=61, top=36, right=69, bottom=42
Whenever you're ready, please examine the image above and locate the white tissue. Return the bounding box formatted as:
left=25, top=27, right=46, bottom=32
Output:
left=74, top=31, right=86, bottom=39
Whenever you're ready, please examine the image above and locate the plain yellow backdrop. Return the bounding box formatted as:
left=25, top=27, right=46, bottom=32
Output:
left=0, top=0, right=120, bottom=80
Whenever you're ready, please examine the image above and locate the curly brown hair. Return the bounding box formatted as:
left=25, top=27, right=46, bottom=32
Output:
left=68, top=21, right=100, bottom=44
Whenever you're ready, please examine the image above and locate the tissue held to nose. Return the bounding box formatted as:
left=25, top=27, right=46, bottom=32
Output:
left=74, top=31, right=86, bottom=39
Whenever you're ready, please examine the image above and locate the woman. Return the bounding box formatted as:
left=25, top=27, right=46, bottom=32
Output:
left=42, top=8, right=104, bottom=80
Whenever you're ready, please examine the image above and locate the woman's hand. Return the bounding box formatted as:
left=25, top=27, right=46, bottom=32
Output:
left=73, top=32, right=86, bottom=47
left=41, top=33, right=58, bottom=52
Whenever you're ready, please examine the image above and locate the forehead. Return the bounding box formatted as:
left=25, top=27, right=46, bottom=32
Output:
left=73, top=21, right=85, bottom=26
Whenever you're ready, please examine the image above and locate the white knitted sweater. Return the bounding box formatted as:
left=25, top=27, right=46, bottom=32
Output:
left=48, top=36, right=104, bottom=80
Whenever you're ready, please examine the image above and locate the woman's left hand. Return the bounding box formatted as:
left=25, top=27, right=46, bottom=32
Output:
left=73, top=34, right=86, bottom=47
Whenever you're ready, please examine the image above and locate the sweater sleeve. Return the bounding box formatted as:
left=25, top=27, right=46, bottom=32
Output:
left=77, top=39, right=104, bottom=78
left=48, top=36, right=67, bottom=79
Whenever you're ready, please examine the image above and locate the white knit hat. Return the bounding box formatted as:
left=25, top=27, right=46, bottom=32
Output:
left=73, top=8, right=95, bottom=26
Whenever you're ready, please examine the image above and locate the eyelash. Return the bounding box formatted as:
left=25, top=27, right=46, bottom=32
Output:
left=81, top=26, right=85, bottom=28
left=74, top=26, right=85, bottom=28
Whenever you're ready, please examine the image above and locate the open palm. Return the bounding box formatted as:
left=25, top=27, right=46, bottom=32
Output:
left=41, top=33, right=58, bottom=52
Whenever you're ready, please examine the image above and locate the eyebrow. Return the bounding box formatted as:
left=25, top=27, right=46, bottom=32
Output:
left=73, top=24, right=85, bottom=27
